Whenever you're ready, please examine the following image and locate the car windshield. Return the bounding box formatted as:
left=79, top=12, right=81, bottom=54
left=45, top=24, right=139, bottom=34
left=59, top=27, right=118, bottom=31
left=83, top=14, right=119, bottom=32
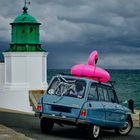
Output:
left=47, top=75, right=86, bottom=99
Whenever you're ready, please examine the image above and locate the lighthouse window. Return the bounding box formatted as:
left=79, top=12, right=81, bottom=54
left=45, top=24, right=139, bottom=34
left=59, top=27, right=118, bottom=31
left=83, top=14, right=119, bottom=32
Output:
left=29, top=27, right=33, bottom=33
left=22, top=29, right=25, bottom=34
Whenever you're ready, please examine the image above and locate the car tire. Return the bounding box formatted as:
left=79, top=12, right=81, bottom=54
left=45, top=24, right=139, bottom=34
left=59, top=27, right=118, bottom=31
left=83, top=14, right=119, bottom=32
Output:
left=89, top=125, right=100, bottom=139
left=40, top=118, right=54, bottom=134
left=115, top=116, right=133, bottom=135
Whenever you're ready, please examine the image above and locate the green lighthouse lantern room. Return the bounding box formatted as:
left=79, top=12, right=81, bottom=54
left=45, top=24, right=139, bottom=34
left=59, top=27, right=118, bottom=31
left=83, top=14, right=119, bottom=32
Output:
left=8, top=4, right=45, bottom=52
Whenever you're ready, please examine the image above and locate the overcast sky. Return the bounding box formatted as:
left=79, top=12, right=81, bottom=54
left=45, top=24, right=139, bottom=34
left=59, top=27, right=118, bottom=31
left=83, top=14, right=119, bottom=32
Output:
left=0, top=0, right=140, bottom=69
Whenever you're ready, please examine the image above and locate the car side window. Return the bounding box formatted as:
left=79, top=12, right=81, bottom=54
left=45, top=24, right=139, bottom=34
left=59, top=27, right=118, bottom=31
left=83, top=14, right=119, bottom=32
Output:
left=108, top=89, right=117, bottom=103
left=87, top=84, right=98, bottom=101
left=98, top=87, right=104, bottom=101
left=103, top=88, right=110, bottom=102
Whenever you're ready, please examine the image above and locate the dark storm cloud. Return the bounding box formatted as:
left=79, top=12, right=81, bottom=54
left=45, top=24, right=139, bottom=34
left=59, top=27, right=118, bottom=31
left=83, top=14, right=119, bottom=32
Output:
left=0, top=0, right=140, bottom=69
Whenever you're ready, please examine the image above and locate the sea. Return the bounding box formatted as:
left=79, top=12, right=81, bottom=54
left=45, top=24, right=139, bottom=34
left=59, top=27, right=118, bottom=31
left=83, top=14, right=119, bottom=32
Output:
left=47, top=69, right=140, bottom=109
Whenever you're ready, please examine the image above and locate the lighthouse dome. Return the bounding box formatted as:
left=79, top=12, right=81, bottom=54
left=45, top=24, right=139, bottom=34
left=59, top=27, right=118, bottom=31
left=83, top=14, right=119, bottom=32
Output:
left=14, top=13, right=37, bottom=23
left=13, top=6, right=38, bottom=23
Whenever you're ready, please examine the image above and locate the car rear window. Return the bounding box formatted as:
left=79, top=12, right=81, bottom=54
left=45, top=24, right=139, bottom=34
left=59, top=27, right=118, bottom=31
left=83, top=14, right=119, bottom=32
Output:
left=47, top=76, right=86, bottom=99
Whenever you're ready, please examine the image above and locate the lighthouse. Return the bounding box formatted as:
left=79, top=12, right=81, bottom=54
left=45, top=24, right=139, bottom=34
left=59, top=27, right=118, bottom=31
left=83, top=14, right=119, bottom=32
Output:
left=0, top=3, right=48, bottom=112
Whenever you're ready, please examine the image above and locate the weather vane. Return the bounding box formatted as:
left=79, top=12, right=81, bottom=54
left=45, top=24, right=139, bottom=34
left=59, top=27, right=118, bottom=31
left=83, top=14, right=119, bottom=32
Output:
left=24, top=0, right=30, bottom=8
left=23, top=0, right=30, bottom=13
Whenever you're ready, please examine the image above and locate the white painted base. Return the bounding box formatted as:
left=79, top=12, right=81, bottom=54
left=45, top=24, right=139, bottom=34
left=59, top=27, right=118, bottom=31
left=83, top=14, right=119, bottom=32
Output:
left=3, top=52, right=48, bottom=91
left=0, top=63, right=4, bottom=90
left=0, top=89, right=33, bottom=113
left=0, top=52, right=48, bottom=113
left=3, top=83, right=29, bottom=90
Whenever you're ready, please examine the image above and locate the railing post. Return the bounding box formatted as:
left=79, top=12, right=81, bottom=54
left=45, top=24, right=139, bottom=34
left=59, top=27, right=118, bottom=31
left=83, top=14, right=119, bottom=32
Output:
left=139, top=113, right=140, bottom=126
left=128, top=99, right=134, bottom=113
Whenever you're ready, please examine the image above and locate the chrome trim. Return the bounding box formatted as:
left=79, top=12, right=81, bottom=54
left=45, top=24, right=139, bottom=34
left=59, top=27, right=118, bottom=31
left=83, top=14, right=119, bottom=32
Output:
left=40, top=114, right=90, bottom=125
left=77, top=119, right=90, bottom=125
left=41, top=114, right=76, bottom=122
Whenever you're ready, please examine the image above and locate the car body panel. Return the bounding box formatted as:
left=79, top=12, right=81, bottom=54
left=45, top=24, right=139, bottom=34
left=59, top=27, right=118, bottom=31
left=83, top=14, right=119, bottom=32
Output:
left=101, top=102, right=127, bottom=127
left=81, top=101, right=106, bottom=126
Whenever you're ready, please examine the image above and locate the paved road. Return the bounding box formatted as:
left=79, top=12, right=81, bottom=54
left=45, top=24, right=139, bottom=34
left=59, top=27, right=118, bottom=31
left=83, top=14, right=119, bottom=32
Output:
left=0, top=111, right=140, bottom=140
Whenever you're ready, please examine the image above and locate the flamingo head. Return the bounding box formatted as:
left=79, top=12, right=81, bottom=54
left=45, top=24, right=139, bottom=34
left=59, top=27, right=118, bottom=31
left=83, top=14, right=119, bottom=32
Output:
left=88, top=50, right=98, bottom=66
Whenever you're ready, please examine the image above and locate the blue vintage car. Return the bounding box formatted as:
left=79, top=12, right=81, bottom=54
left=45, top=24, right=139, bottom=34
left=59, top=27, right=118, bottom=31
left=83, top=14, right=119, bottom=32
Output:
left=36, top=74, right=133, bottom=139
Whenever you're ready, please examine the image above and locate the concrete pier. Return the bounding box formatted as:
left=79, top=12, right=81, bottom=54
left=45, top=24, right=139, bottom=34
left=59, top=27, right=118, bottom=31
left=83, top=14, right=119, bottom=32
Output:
left=132, top=110, right=140, bottom=128
left=0, top=124, right=33, bottom=140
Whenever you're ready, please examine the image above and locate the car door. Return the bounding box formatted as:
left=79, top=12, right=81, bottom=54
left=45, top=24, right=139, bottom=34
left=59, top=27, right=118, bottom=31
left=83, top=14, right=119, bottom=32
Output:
left=100, top=87, right=126, bottom=127
left=85, top=83, right=106, bottom=126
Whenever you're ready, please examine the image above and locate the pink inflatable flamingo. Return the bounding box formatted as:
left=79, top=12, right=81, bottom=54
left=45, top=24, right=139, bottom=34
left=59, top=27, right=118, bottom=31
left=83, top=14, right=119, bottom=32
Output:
left=70, top=51, right=110, bottom=82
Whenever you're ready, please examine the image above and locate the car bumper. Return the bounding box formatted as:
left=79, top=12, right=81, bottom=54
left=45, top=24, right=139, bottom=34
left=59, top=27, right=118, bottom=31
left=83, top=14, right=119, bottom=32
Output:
left=35, top=112, right=90, bottom=125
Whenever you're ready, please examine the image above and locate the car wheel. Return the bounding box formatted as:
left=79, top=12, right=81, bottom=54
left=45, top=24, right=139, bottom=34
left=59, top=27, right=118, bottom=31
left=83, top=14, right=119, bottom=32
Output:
left=89, top=125, right=100, bottom=139
left=40, top=118, right=54, bottom=134
left=115, top=117, right=133, bottom=135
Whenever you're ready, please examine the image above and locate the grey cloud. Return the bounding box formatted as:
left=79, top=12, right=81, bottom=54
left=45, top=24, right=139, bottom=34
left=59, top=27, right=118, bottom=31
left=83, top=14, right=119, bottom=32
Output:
left=47, top=48, right=140, bottom=69
left=0, top=0, right=140, bottom=69
left=34, top=0, right=87, bottom=7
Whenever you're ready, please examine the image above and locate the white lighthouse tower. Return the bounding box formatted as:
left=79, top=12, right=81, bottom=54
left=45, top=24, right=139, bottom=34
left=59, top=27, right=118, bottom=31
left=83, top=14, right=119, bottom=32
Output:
left=0, top=2, right=48, bottom=113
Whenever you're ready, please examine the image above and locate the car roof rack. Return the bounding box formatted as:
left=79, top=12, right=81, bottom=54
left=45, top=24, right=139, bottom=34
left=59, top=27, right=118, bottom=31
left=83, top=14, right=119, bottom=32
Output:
left=59, top=72, right=72, bottom=76
left=59, top=73, right=116, bottom=87
left=59, top=72, right=103, bottom=82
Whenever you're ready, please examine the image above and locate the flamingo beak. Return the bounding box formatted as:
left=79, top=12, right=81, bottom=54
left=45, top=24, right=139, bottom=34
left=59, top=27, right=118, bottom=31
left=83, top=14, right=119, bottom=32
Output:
left=95, top=58, right=98, bottom=64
